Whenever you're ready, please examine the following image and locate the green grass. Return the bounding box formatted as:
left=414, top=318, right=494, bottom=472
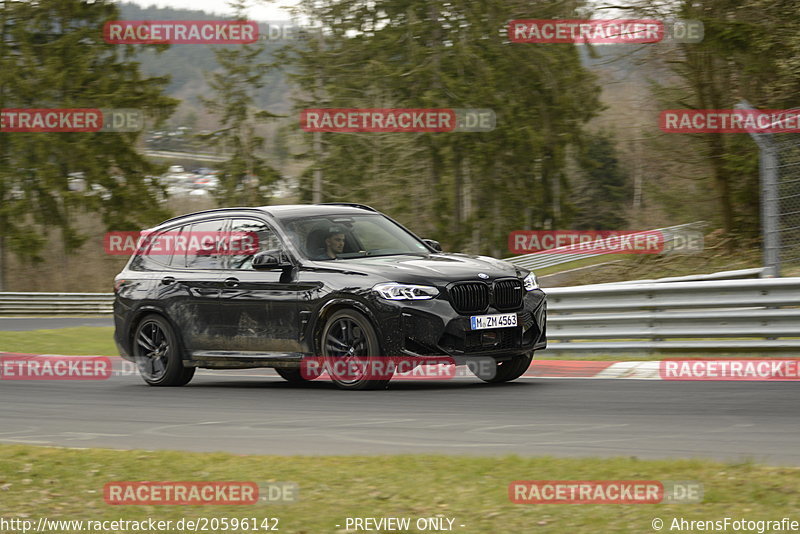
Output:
left=0, top=327, right=117, bottom=355
left=0, top=445, right=797, bottom=533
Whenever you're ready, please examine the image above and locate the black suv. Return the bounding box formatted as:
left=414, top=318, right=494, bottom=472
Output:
left=113, top=203, right=546, bottom=390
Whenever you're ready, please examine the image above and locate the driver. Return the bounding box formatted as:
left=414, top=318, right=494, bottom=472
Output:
left=312, top=226, right=346, bottom=260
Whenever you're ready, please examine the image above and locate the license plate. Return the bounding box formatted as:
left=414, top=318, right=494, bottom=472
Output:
left=470, top=312, right=518, bottom=330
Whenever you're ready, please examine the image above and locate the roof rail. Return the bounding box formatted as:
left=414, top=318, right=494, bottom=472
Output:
left=317, top=202, right=378, bottom=212
left=156, top=207, right=266, bottom=226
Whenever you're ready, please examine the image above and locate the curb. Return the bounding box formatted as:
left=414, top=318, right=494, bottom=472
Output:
left=524, top=360, right=661, bottom=379
left=4, top=354, right=798, bottom=381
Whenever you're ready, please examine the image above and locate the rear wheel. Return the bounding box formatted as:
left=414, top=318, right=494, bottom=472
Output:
left=275, top=366, right=320, bottom=383
left=320, top=309, right=392, bottom=390
left=132, top=314, right=195, bottom=386
left=472, top=352, right=533, bottom=383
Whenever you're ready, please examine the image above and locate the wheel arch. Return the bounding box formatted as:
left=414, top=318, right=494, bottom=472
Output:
left=127, top=305, right=189, bottom=359
left=309, top=298, right=384, bottom=354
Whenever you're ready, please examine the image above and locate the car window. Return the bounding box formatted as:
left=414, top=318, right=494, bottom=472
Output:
left=284, top=214, right=429, bottom=260
left=227, top=218, right=284, bottom=270
left=166, top=224, right=189, bottom=268
left=128, top=227, right=176, bottom=271
left=185, top=218, right=226, bottom=270
left=351, top=218, right=409, bottom=251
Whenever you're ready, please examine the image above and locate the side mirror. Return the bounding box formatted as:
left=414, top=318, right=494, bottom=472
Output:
left=422, top=238, right=442, bottom=252
left=253, top=249, right=292, bottom=270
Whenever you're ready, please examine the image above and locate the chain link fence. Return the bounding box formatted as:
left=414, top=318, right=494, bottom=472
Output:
left=740, top=102, right=800, bottom=277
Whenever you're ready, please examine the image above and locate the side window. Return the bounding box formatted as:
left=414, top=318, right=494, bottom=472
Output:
left=227, top=218, right=284, bottom=270
left=167, top=224, right=189, bottom=269
left=185, top=219, right=226, bottom=270
left=129, top=228, right=174, bottom=271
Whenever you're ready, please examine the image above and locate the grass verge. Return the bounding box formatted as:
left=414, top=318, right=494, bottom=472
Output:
left=0, top=327, right=117, bottom=356
left=0, top=445, right=798, bottom=533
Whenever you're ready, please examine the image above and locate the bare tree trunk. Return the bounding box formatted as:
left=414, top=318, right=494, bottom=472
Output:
left=312, top=32, right=324, bottom=203
left=708, top=133, right=735, bottom=249
left=452, top=143, right=463, bottom=248
left=312, top=130, right=322, bottom=203
left=0, top=235, right=5, bottom=292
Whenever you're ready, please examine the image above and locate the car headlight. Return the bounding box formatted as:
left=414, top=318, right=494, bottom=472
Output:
left=523, top=272, right=539, bottom=291
left=373, top=282, right=439, bottom=300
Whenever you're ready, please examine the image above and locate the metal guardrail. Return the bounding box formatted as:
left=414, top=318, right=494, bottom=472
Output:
left=605, top=267, right=766, bottom=284
left=504, top=222, right=706, bottom=272
left=543, top=277, right=800, bottom=352
left=0, top=293, right=114, bottom=315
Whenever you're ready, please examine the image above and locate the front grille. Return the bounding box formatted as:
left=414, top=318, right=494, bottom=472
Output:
left=447, top=278, right=524, bottom=314
left=439, top=328, right=520, bottom=354
left=493, top=279, right=524, bottom=310
left=448, top=282, right=489, bottom=314
left=463, top=329, right=519, bottom=352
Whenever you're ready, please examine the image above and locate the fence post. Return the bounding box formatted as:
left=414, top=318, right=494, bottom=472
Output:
left=737, top=101, right=781, bottom=277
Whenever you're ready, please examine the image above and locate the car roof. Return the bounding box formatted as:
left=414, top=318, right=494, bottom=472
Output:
left=154, top=203, right=378, bottom=229
left=260, top=203, right=377, bottom=218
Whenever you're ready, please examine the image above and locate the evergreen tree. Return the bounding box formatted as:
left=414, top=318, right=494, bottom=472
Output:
left=573, top=132, right=630, bottom=230
left=201, top=0, right=282, bottom=206
left=0, top=0, right=177, bottom=289
left=277, top=0, right=601, bottom=255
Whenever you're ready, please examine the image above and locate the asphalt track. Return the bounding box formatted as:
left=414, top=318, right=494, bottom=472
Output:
left=0, top=367, right=797, bottom=464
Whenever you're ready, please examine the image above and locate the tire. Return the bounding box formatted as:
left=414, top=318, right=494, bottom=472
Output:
left=472, top=352, right=533, bottom=383
left=132, top=314, right=195, bottom=386
left=319, top=309, right=393, bottom=390
left=275, top=366, right=318, bottom=383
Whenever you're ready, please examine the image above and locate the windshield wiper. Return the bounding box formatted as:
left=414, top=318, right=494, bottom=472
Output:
left=363, top=251, right=427, bottom=258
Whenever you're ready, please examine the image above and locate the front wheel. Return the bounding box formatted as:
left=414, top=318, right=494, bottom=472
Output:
left=132, top=314, right=195, bottom=386
left=472, top=352, right=533, bottom=383
left=320, top=309, right=393, bottom=390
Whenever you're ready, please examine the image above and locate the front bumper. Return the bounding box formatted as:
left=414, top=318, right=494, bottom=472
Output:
left=373, top=289, right=546, bottom=358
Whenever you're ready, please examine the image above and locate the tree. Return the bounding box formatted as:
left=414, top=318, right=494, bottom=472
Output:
left=572, top=132, right=630, bottom=230
left=632, top=0, right=800, bottom=240
left=0, top=0, right=178, bottom=289
left=277, top=0, right=602, bottom=255
left=201, top=0, right=282, bottom=206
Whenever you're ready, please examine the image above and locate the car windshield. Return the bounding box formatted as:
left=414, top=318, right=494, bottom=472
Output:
left=282, top=214, right=431, bottom=260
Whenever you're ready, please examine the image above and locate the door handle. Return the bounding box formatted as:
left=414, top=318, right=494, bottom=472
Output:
left=161, top=276, right=176, bottom=285
left=224, top=277, right=240, bottom=288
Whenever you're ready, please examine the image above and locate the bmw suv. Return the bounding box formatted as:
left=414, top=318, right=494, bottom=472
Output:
left=113, top=203, right=547, bottom=390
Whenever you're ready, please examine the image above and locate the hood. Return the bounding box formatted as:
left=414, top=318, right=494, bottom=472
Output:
left=307, top=252, right=527, bottom=285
